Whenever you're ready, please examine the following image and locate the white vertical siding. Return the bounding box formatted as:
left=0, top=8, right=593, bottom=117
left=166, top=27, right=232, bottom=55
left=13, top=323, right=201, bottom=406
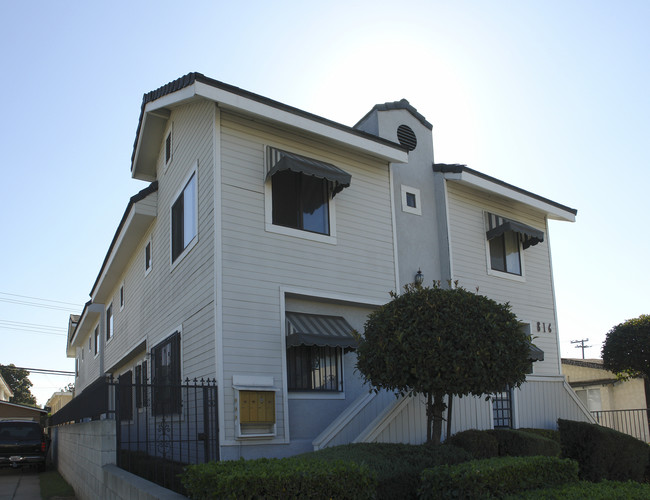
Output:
left=446, top=182, right=561, bottom=377
left=219, top=111, right=396, bottom=445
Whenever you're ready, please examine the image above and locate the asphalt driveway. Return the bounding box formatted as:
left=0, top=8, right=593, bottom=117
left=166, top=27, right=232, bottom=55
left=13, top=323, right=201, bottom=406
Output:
left=0, top=468, right=40, bottom=500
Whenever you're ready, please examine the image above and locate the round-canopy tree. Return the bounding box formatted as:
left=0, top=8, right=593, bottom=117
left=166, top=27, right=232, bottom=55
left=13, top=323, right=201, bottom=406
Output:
left=602, top=314, right=650, bottom=380
left=355, top=283, right=532, bottom=443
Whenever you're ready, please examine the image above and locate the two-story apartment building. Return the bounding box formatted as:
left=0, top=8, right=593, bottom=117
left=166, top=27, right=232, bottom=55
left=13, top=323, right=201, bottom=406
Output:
left=66, top=73, right=590, bottom=460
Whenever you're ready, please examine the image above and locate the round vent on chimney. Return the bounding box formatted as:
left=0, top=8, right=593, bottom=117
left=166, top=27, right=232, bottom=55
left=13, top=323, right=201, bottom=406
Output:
left=397, top=124, right=417, bottom=151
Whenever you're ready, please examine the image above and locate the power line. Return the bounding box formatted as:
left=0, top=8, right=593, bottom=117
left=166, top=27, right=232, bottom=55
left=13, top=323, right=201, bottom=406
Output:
left=1, top=365, right=74, bottom=376
left=0, top=320, right=67, bottom=333
left=0, top=292, right=81, bottom=308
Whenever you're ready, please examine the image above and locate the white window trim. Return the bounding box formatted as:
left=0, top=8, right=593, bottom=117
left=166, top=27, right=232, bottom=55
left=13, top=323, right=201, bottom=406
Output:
left=106, top=303, right=114, bottom=344
left=484, top=211, right=526, bottom=282
left=233, top=375, right=277, bottom=439
left=94, top=324, right=100, bottom=359
left=263, top=145, right=337, bottom=245
left=144, top=238, right=152, bottom=276
left=164, top=123, right=173, bottom=168
left=401, top=185, right=422, bottom=216
left=170, top=164, right=199, bottom=269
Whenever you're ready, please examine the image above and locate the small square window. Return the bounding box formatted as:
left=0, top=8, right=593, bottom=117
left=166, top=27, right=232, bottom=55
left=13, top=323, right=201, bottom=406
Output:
left=401, top=185, right=422, bottom=215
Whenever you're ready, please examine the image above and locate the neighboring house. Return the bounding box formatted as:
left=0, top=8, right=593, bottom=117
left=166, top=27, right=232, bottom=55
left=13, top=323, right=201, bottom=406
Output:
left=562, top=358, right=649, bottom=441
left=45, top=392, right=74, bottom=414
left=0, top=374, right=13, bottom=402
left=0, top=400, right=47, bottom=422
left=65, top=73, right=591, bottom=461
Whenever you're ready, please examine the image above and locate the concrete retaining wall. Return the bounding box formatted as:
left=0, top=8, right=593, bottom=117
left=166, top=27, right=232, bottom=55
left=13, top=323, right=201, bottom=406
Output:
left=51, top=420, right=186, bottom=500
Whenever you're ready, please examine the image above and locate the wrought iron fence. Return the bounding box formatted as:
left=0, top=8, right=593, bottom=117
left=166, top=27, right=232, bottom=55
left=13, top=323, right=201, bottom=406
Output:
left=591, top=408, right=650, bottom=443
left=115, top=377, right=219, bottom=494
left=49, top=376, right=219, bottom=495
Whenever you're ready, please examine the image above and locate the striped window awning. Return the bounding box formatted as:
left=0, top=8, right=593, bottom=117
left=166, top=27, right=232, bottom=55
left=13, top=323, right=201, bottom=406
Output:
left=486, top=213, right=545, bottom=250
left=266, top=147, right=351, bottom=196
left=285, top=312, right=358, bottom=351
left=529, top=344, right=545, bottom=362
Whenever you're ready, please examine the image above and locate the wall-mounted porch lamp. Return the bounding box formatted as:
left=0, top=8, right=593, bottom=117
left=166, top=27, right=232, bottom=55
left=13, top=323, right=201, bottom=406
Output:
left=414, top=268, right=424, bottom=286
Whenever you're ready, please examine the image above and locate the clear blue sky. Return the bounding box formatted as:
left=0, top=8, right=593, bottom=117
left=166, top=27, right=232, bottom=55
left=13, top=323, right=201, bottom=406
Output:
left=1, top=1, right=648, bottom=405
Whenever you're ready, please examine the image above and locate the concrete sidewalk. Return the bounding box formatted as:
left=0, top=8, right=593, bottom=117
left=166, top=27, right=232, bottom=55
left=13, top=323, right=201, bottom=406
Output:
left=0, top=468, right=40, bottom=500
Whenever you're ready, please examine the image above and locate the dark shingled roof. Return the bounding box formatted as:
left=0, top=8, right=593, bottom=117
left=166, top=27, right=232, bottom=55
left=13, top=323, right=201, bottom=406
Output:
left=433, top=163, right=578, bottom=216
left=131, top=72, right=407, bottom=171
left=354, top=99, right=433, bottom=130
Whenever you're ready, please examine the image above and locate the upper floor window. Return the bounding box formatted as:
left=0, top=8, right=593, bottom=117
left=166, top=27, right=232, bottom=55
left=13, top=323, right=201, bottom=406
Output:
left=106, top=304, right=113, bottom=341
left=485, top=212, right=544, bottom=278
left=171, top=171, right=197, bottom=263
left=272, top=169, right=330, bottom=235
left=94, top=326, right=100, bottom=356
left=265, top=147, right=350, bottom=241
left=489, top=229, right=522, bottom=275
left=144, top=240, right=152, bottom=274
left=165, top=126, right=173, bottom=166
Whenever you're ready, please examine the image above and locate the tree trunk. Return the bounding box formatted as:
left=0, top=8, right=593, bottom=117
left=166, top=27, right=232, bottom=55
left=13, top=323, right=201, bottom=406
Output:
left=428, top=390, right=447, bottom=444
left=446, top=394, right=453, bottom=442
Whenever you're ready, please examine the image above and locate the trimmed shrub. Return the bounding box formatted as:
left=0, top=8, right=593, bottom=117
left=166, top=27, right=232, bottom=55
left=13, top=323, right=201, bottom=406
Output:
left=506, top=480, right=650, bottom=499
left=181, top=457, right=376, bottom=499
left=419, top=455, right=579, bottom=499
left=301, top=442, right=472, bottom=500
left=445, top=429, right=498, bottom=459
left=558, top=418, right=650, bottom=482
left=519, top=427, right=561, bottom=444
left=489, top=429, right=561, bottom=457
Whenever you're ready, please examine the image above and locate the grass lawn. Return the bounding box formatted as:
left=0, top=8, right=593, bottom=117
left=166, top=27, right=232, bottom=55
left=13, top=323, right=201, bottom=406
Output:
left=40, top=469, right=75, bottom=499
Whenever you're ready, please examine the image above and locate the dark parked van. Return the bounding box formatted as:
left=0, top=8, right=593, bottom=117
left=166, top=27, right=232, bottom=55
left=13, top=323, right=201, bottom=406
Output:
left=0, top=420, right=46, bottom=471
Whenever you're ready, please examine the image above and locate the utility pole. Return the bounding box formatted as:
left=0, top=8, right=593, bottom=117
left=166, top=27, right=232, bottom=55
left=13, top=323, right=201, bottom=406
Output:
left=571, top=338, right=591, bottom=359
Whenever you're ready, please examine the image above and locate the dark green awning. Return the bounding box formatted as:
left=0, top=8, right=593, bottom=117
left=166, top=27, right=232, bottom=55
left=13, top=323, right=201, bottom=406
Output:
left=286, top=312, right=358, bottom=351
left=266, top=148, right=351, bottom=196
left=529, top=344, right=545, bottom=362
left=486, top=213, right=545, bottom=250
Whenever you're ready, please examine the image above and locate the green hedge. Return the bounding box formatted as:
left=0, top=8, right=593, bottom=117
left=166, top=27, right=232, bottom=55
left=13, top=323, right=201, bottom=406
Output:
left=419, top=456, right=579, bottom=499
left=301, top=442, right=472, bottom=500
left=519, top=427, right=561, bottom=444
left=490, top=429, right=560, bottom=457
left=558, top=419, right=650, bottom=482
left=445, top=428, right=560, bottom=459
left=181, top=457, right=376, bottom=499
left=506, top=480, right=650, bottom=499
left=445, top=429, right=499, bottom=458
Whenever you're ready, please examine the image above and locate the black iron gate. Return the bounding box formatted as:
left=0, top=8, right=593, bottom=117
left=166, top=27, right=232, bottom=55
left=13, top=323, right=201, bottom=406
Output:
left=114, top=377, right=219, bottom=494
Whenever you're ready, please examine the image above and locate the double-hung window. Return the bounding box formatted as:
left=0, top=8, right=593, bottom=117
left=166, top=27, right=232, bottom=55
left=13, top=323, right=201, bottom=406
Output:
left=266, top=147, right=351, bottom=240
left=171, top=171, right=197, bottom=263
left=485, top=212, right=544, bottom=277
left=151, top=332, right=181, bottom=415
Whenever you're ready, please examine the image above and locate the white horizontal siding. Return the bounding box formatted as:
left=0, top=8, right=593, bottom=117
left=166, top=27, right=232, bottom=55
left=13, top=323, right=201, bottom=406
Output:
left=446, top=182, right=561, bottom=376
left=99, top=99, right=216, bottom=385
left=218, top=111, right=396, bottom=444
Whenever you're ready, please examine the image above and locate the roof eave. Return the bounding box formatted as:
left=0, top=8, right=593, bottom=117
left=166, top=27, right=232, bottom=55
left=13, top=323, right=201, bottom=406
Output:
left=68, top=302, right=103, bottom=356
left=435, top=164, right=577, bottom=222
left=131, top=75, right=409, bottom=180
